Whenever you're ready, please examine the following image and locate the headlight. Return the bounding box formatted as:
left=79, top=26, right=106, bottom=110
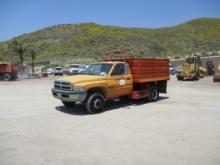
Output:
left=72, top=86, right=85, bottom=92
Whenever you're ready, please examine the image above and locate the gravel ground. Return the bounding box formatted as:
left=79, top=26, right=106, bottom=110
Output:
left=0, top=76, right=220, bottom=165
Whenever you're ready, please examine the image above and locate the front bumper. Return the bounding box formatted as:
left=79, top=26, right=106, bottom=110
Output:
left=70, top=70, right=79, bottom=74
left=51, top=88, right=87, bottom=102
left=54, top=72, right=63, bottom=75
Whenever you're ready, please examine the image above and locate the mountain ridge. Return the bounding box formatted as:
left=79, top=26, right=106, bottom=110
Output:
left=0, top=18, right=220, bottom=64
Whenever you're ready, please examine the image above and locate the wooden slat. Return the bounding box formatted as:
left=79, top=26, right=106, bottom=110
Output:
left=126, top=58, right=169, bottom=83
left=0, top=64, right=12, bottom=73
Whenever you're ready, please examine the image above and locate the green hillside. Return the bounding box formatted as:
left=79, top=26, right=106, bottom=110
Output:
left=0, top=18, right=220, bottom=64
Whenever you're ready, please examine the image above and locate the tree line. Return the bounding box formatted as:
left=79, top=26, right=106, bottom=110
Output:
left=7, top=39, right=38, bottom=75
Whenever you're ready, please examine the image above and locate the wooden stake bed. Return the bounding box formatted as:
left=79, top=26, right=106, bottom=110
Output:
left=125, top=58, right=170, bottom=83
left=0, top=63, right=17, bottom=74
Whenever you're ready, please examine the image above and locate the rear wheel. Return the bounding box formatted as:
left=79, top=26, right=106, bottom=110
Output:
left=86, top=93, right=105, bottom=114
left=3, top=73, right=11, bottom=81
left=62, top=101, right=75, bottom=107
left=11, top=72, right=18, bottom=80
left=148, top=86, right=159, bottom=102
left=177, top=75, right=183, bottom=81
left=193, top=73, right=200, bottom=81
left=194, top=76, right=199, bottom=81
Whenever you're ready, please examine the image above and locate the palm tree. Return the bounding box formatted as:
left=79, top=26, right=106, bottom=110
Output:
left=8, top=39, right=26, bottom=66
left=29, top=48, right=36, bottom=76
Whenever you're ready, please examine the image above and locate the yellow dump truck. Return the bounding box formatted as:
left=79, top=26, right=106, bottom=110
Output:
left=51, top=57, right=169, bottom=113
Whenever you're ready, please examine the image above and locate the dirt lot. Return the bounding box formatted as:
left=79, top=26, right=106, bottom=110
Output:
left=0, top=76, right=220, bottom=165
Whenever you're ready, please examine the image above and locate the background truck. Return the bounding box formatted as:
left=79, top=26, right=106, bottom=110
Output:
left=68, top=64, right=80, bottom=75
left=0, top=63, right=18, bottom=81
left=52, top=57, right=169, bottom=113
left=213, top=64, right=220, bottom=82
left=54, top=67, right=63, bottom=76
left=176, top=56, right=207, bottom=81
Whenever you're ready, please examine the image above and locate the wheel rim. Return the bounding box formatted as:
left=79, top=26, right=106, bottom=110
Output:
left=93, top=98, right=102, bottom=109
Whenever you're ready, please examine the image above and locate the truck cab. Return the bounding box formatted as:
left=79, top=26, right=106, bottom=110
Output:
left=52, top=58, right=169, bottom=113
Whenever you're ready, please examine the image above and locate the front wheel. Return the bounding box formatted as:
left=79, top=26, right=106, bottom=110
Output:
left=3, top=73, right=11, bottom=81
left=62, top=101, right=75, bottom=107
left=86, top=93, right=105, bottom=114
left=148, top=86, right=159, bottom=102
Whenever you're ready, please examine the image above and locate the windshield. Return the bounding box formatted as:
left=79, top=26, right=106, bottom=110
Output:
left=70, top=65, right=79, bottom=68
left=84, top=63, right=112, bottom=76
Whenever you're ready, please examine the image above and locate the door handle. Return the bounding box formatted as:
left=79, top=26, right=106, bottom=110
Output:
left=126, top=78, right=131, bottom=80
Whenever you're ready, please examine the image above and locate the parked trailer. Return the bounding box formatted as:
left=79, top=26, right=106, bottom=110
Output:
left=52, top=57, right=169, bottom=113
left=0, top=63, right=18, bottom=81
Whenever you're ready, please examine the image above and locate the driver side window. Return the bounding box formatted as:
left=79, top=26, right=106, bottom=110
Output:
left=111, top=64, right=125, bottom=76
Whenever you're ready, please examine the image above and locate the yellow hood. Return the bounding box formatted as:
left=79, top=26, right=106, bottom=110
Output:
left=58, top=75, right=107, bottom=85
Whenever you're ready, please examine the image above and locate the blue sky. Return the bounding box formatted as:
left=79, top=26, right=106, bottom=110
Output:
left=0, top=0, right=220, bottom=41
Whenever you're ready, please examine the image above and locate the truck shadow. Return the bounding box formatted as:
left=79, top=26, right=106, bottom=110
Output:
left=55, top=104, right=88, bottom=115
left=55, top=96, right=169, bottom=115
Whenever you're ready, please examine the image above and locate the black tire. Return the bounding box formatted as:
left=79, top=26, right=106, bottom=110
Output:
left=194, top=76, right=199, bottom=81
left=11, top=72, right=17, bottom=80
left=62, top=101, right=75, bottom=107
left=148, top=86, right=159, bottom=102
left=86, top=93, right=105, bottom=114
left=193, top=73, right=200, bottom=81
left=177, top=75, right=183, bottom=81
left=3, top=73, right=11, bottom=81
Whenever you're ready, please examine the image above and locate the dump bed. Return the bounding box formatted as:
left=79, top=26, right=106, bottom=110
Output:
left=125, top=58, right=169, bottom=83
left=0, top=63, right=17, bottom=74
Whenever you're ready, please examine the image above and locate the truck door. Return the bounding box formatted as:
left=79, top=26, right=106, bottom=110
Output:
left=108, top=63, right=132, bottom=97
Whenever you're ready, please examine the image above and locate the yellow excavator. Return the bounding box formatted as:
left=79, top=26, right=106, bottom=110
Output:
left=176, top=56, right=207, bottom=81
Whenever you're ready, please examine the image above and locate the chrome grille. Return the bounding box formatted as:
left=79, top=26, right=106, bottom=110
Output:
left=54, top=81, right=72, bottom=91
